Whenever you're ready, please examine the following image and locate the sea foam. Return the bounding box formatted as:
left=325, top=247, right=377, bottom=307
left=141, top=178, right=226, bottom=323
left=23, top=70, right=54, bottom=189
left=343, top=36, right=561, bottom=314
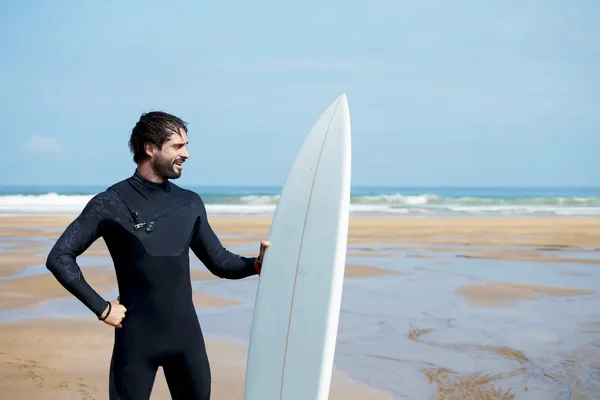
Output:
left=0, top=192, right=599, bottom=217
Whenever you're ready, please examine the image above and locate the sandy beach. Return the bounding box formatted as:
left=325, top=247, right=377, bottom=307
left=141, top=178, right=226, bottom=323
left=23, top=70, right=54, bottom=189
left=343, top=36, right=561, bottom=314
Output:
left=0, top=319, right=390, bottom=400
left=1, top=215, right=599, bottom=399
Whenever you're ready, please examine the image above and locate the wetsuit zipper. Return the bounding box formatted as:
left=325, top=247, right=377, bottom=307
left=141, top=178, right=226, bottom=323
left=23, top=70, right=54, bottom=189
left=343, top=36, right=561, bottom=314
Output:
left=132, top=202, right=194, bottom=232
left=108, top=186, right=193, bottom=234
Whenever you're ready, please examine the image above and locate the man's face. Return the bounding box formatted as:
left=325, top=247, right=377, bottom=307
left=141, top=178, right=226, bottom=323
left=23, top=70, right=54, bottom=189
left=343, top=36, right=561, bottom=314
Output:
left=150, top=128, right=190, bottom=180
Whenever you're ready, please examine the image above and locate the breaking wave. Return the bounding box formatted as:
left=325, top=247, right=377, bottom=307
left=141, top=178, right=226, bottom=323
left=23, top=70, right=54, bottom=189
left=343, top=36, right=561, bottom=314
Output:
left=0, top=191, right=598, bottom=216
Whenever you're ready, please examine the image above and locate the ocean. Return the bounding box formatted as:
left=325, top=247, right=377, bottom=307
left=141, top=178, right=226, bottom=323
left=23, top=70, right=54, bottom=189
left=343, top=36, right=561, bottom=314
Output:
left=0, top=185, right=599, bottom=217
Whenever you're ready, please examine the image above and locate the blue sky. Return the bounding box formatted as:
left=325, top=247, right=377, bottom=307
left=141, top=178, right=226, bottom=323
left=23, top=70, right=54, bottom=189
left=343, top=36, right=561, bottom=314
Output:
left=1, top=0, right=598, bottom=187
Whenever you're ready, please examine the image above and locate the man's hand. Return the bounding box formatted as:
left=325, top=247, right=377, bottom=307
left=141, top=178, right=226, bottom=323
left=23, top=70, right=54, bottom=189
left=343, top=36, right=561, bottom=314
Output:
left=254, top=240, right=269, bottom=275
left=100, top=297, right=127, bottom=329
left=258, top=240, right=269, bottom=264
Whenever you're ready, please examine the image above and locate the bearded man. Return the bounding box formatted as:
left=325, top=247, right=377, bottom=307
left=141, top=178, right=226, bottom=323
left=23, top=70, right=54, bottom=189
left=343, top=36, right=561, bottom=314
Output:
left=46, top=111, right=268, bottom=399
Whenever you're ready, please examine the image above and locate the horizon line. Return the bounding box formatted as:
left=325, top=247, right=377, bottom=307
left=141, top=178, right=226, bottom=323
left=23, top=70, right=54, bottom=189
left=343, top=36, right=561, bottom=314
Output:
left=1, top=183, right=599, bottom=189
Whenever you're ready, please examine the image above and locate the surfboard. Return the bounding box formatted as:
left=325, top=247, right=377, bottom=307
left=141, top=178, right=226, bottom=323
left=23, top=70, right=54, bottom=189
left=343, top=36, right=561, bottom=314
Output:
left=244, top=94, right=352, bottom=400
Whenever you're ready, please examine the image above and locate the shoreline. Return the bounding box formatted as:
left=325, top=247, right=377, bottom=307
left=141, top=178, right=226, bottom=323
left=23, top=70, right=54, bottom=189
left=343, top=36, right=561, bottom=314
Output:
left=1, top=213, right=599, bottom=219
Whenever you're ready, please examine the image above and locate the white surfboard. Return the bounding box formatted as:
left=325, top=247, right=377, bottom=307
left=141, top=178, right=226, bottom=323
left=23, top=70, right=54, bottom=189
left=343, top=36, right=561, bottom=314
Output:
left=244, top=94, right=352, bottom=400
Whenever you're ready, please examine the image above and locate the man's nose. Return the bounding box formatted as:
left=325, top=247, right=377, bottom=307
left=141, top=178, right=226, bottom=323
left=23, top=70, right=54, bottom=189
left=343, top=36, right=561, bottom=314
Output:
left=181, top=146, right=190, bottom=159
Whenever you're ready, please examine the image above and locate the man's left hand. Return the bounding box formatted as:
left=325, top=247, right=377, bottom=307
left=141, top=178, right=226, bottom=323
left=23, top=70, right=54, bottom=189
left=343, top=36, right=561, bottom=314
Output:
left=258, top=240, right=269, bottom=263
left=254, top=240, right=269, bottom=274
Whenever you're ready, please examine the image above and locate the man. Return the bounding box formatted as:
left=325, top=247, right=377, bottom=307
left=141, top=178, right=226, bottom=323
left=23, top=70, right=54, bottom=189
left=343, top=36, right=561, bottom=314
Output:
left=46, top=111, right=269, bottom=399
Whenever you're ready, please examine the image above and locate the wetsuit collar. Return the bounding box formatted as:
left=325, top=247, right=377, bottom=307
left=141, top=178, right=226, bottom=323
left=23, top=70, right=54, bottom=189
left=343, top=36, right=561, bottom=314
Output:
left=132, top=170, right=171, bottom=191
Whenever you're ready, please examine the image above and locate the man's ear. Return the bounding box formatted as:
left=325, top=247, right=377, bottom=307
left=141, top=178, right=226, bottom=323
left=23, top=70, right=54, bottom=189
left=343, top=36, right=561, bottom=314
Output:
left=144, top=143, right=157, bottom=158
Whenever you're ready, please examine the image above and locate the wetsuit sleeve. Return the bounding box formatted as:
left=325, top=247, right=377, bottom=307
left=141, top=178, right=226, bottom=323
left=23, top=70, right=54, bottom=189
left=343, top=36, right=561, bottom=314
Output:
left=46, top=193, right=110, bottom=317
left=190, top=197, right=258, bottom=279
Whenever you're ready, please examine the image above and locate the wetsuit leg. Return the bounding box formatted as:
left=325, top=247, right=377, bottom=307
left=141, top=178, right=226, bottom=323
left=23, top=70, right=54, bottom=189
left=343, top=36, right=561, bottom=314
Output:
left=109, top=344, right=158, bottom=400
left=162, top=335, right=212, bottom=399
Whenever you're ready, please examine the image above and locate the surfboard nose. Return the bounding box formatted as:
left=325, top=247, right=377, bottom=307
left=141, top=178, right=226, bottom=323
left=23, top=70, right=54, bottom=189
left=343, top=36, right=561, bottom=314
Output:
left=334, top=93, right=348, bottom=110
left=332, top=93, right=351, bottom=133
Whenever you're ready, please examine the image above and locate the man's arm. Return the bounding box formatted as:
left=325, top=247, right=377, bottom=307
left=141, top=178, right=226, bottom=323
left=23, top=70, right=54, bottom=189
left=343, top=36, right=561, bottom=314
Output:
left=46, top=193, right=110, bottom=318
left=190, top=197, right=259, bottom=279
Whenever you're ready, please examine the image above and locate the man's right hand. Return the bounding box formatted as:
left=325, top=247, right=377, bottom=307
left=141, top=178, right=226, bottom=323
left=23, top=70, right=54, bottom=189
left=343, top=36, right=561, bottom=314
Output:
left=100, top=298, right=127, bottom=328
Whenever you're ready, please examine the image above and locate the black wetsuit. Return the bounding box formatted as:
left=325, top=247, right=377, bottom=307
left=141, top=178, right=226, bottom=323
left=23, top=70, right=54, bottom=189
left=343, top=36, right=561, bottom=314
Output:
left=46, top=171, right=258, bottom=399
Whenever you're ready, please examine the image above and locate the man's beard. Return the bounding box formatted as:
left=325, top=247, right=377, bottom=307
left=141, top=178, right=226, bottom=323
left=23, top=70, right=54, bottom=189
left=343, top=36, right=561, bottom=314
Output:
left=151, top=155, right=183, bottom=180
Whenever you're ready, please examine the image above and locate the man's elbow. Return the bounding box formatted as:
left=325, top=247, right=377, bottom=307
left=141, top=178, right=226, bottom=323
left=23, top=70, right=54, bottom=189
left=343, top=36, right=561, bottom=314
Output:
left=45, top=249, right=71, bottom=282
left=45, top=250, right=58, bottom=273
left=207, top=263, right=235, bottom=279
left=207, top=261, right=245, bottom=280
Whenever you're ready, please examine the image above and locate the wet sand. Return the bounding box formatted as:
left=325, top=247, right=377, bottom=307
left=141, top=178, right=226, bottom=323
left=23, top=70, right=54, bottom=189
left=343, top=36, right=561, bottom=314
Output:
left=0, top=247, right=48, bottom=277
left=457, top=282, right=596, bottom=307
left=0, top=266, right=115, bottom=310
left=1, top=215, right=600, bottom=399
left=2, top=215, right=600, bottom=246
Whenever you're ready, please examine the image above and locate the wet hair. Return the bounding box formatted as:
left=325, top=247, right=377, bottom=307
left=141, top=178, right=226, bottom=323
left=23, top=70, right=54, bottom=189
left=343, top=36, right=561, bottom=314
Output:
left=128, top=111, right=188, bottom=163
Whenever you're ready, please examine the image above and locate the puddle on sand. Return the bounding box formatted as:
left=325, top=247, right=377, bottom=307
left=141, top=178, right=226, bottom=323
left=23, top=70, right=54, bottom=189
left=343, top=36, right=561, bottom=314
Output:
left=0, top=256, right=113, bottom=282
left=360, top=247, right=600, bottom=292
left=0, top=242, right=14, bottom=250
left=0, top=285, right=120, bottom=323
left=332, top=275, right=600, bottom=399
left=0, top=235, right=53, bottom=248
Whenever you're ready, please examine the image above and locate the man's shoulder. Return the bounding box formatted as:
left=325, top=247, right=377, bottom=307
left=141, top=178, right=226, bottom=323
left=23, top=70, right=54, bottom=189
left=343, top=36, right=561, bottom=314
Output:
left=170, top=182, right=203, bottom=202
left=78, top=189, right=122, bottom=218
left=86, top=175, right=134, bottom=208
left=90, top=184, right=125, bottom=203
left=92, top=188, right=122, bottom=201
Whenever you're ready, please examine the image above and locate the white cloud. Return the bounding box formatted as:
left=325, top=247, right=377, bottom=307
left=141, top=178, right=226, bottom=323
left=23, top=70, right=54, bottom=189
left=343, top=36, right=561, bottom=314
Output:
left=24, top=135, right=64, bottom=154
